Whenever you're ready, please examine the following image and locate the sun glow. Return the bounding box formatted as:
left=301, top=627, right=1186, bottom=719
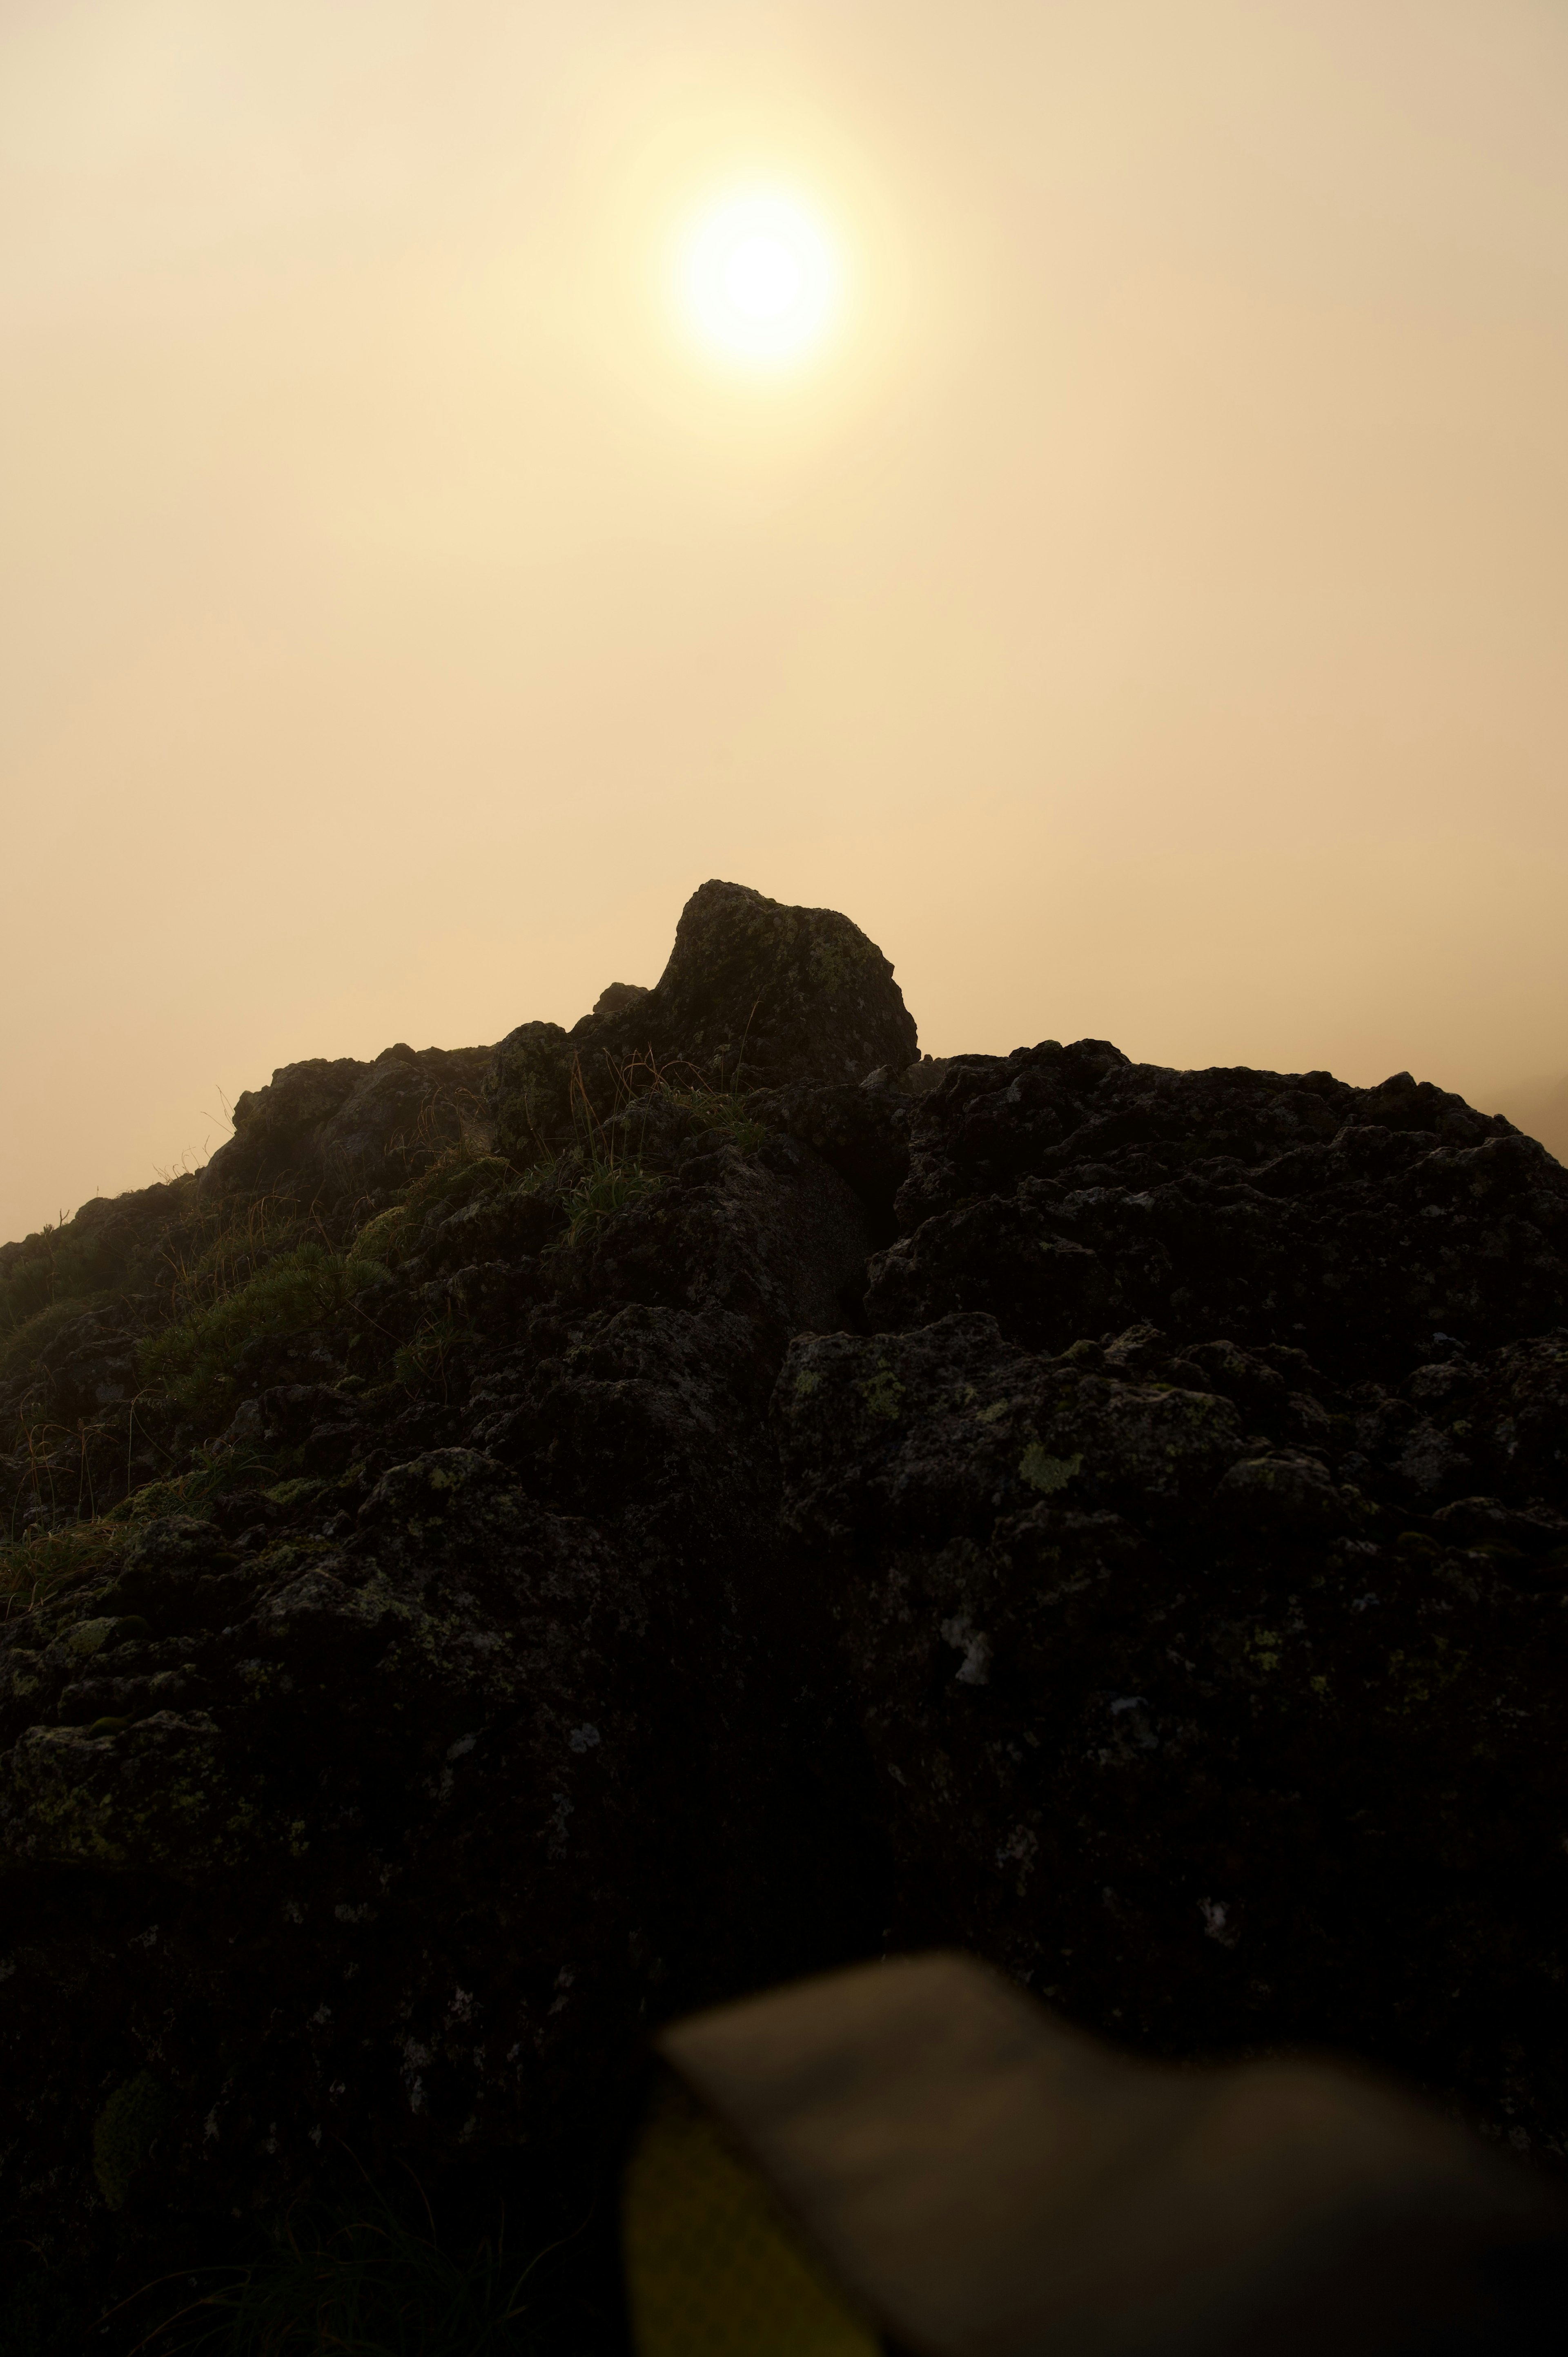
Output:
left=674, top=186, right=844, bottom=371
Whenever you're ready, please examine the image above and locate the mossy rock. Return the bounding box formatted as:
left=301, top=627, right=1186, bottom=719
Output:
left=92, top=2069, right=174, bottom=2210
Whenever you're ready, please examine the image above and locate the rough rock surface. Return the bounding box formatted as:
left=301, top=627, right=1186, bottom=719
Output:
left=200, top=1041, right=494, bottom=1206
left=2, top=881, right=1567, bottom=2336
left=484, top=878, right=918, bottom=1161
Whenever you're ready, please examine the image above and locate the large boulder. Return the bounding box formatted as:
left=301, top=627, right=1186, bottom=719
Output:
left=484, top=881, right=918, bottom=1161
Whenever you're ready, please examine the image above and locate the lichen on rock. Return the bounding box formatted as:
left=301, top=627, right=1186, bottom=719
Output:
left=92, top=2070, right=174, bottom=2211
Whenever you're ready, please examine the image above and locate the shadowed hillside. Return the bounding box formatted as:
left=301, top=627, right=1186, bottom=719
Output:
left=2, top=881, right=1566, bottom=2351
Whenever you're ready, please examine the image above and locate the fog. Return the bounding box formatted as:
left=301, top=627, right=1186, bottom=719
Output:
left=4, top=0, right=1567, bottom=1239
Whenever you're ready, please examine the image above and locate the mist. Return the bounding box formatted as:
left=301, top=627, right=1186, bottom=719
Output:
left=4, top=0, right=1566, bottom=1240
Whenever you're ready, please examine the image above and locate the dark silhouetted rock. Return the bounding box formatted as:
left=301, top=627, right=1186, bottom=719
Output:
left=2, top=882, right=1567, bottom=2336
left=200, top=1041, right=493, bottom=1205
left=485, top=880, right=918, bottom=1160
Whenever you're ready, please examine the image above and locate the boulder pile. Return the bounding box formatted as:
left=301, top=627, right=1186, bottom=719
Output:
left=1, top=879, right=1566, bottom=2315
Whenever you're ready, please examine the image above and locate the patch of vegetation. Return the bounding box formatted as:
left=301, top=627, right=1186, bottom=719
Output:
left=103, top=1446, right=281, bottom=1526
left=0, top=1299, right=107, bottom=1387
left=145, top=2187, right=556, bottom=2356
left=352, top=1206, right=409, bottom=1268
left=546, top=1048, right=782, bottom=1252
left=159, top=1194, right=314, bottom=1321
left=597, top=1046, right=770, bottom=1155
left=264, top=1475, right=327, bottom=1512
left=0, top=1515, right=127, bottom=1618
left=3, top=1407, right=117, bottom=1536
left=94, top=2072, right=176, bottom=2212
left=0, top=1181, right=194, bottom=1345
left=138, top=1244, right=381, bottom=1420
left=392, top=1314, right=465, bottom=1401
left=0, top=1066, right=770, bottom=1586
left=350, top=1147, right=519, bottom=1275
left=668, top=1086, right=768, bottom=1154
left=0, top=1434, right=292, bottom=1615
left=555, top=1161, right=661, bottom=1249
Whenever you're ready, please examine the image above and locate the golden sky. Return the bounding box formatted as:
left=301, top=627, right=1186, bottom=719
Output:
left=4, top=0, right=1566, bottom=1238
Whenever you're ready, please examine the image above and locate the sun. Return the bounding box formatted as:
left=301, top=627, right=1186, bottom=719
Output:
left=674, top=185, right=844, bottom=371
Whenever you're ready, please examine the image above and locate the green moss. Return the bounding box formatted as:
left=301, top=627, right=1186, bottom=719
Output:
left=63, top=1617, right=119, bottom=1657
left=808, top=933, right=874, bottom=992
left=351, top=1205, right=408, bottom=1266
left=1385, top=1638, right=1468, bottom=1713
left=860, top=1369, right=904, bottom=1420
left=265, top=1476, right=326, bottom=1510
left=1019, top=1445, right=1084, bottom=1494
left=92, top=2069, right=174, bottom=2210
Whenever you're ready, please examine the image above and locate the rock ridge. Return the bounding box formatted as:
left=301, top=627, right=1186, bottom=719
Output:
left=0, top=879, right=1565, bottom=2314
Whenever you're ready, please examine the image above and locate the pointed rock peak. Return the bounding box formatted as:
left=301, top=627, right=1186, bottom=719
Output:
left=610, top=879, right=918, bottom=1090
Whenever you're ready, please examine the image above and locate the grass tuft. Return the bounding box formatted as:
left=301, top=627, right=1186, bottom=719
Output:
left=0, top=1516, right=126, bottom=1618
left=137, top=2186, right=554, bottom=2357
left=138, top=1246, right=382, bottom=1420
left=672, top=1086, right=768, bottom=1154
left=555, top=1163, right=660, bottom=1249
left=589, top=1046, right=770, bottom=1156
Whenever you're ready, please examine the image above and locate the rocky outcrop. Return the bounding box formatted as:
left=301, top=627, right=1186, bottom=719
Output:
left=484, top=879, right=918, bottom=1163
left=868, top=1042, right=1568, bottom=1369
left=199, top=1042, right=493, bottom=1206
left=1, top=883, right=1566, bottom=2334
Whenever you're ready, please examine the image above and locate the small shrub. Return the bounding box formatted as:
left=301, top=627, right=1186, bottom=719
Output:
left=1, top=1222, right=124, bottom=1342
left=403, top=1148, right=512, bottom=1225
left=352, top=1205, right=408, bottom=1269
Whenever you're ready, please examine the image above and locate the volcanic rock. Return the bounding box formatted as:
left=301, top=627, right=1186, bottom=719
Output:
left=1, top=882, right=1566, bottom=2339
left=484, top=878, right=918, bottom=1161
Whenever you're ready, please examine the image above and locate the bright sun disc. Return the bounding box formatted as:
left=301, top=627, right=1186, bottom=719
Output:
left=676, top=187, right=843, bottom=369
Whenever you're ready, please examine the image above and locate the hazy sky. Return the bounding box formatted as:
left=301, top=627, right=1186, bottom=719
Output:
left=4, top=0, right=1566, bottom=1240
